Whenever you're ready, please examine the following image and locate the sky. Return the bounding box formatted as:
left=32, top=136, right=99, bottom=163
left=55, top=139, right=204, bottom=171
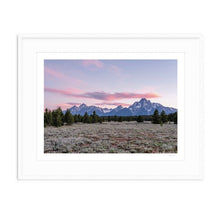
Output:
left=44, top=59, right=177, bottom=110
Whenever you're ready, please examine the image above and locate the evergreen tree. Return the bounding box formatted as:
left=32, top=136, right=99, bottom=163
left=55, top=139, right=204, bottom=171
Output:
left=44, top=108, right=49, bottom=127
left=52, top=108, right=63, bottom=127
left=44, top=109, right=53, bottom=127
left=173, top=112, right=177, bottom=124
left=57, top=107, right=64, bottom=124
left=77, top=114, right=82, bottom=122
left=82, top=112, right=91, bottom=123
left=137, top=115, right=144, bottom=123
left=167, top=112, right=177, bottom=124
left=160, top=110, right=168, bottom=123
left=168, top=113, right=173, bottom=122
left=64, top=109, right=74, bottom=125
left=48, top=110, right=52, bottom=125
left=152, top=109, right=161, bottom=124
left=118, top=116, right=122, bottom=122
left=91, top=111, right=98, bottom=123
left=98, top=117, right=103, bottom=123
left=73, top=114, right=78, bottom=123
left=107, top=116, right=111, bottom=122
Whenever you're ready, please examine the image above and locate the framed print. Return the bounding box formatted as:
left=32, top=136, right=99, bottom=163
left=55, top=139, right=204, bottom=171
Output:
left=18, top=34, right=204, bottom=180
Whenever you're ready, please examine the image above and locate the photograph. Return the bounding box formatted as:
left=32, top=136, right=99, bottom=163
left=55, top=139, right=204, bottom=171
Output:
left=44, top=59, right=178, bottom=153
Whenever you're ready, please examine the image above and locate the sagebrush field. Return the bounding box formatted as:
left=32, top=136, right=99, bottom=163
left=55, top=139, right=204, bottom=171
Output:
left=44, top=122, right=177, bottom=153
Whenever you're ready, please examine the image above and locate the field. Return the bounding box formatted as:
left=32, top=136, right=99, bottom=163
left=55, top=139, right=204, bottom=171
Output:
left=44, top=122, right=177, bottom=153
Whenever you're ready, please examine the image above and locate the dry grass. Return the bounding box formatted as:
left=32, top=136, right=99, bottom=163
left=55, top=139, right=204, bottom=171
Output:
left=44, top=121, right=177, bottom=153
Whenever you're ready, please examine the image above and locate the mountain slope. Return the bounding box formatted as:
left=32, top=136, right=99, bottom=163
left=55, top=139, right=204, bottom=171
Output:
left=67, top=104, right=112, bottom=116
left=63, top=98, right=177, bottom=116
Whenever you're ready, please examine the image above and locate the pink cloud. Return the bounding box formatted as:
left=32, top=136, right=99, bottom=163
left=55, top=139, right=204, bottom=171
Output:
left=44, top=87, right=82, bottom=96
left=82, top=60, right=104, bottom=68
left=44, top=67, right=65, bottom=78
left=95, top=102, right=130, bottom=107
left=67, top=88, right=83, bottom=93
left=45, top=87, right=160, bottom=101
left=111, top=65, right=121, bottom=74
left=81, top=92, right=160, bottom=101
left=66, top=102, right=81, bottom=106
left=56, top=103, right=72, bottom=109
left=44, top=67, right=84, bottom=86
left=56, top=102, right=81, bottom=110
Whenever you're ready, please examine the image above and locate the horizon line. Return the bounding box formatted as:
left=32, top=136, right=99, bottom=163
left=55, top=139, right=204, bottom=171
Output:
left=45, top=98, right=177, bottom=111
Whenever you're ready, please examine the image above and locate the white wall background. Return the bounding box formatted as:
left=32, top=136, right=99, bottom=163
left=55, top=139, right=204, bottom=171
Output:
left=0, top=0, right=219, bottom=219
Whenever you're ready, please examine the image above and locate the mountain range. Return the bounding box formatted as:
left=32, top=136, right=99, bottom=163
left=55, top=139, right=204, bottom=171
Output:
left=63, top=98, right=177, bottom=116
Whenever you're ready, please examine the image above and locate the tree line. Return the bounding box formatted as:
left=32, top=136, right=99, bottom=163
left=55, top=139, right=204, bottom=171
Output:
left=44, top=107, right=177, bottom=127
left=152, top=109, right=177, bottom=124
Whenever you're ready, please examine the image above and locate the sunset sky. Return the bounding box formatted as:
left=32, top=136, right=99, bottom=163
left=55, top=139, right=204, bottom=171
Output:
left=44, top=59, right=177, bottom=110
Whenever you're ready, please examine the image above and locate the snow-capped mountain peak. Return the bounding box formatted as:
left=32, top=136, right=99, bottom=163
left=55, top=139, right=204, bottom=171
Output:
left=79, top=103, right=87, bottom=109
left=64, top=98, right=177, bottom=116
left=115, top=105, right=123, bottom=110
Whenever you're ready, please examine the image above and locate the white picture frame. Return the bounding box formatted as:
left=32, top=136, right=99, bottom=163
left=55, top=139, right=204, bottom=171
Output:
left=18, top=34, right=204, bottom=180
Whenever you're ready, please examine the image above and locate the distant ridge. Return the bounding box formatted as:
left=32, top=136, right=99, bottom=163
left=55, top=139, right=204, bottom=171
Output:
left=63, top=98, right=177, bottom=116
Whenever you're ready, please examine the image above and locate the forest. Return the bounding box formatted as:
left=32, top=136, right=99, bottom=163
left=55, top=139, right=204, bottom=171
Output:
left=44, top=107, right=177, bottom=127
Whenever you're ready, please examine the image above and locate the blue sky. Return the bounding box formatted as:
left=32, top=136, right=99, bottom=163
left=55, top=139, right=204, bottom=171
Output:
left=44, top=59, right=177, bottom=110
